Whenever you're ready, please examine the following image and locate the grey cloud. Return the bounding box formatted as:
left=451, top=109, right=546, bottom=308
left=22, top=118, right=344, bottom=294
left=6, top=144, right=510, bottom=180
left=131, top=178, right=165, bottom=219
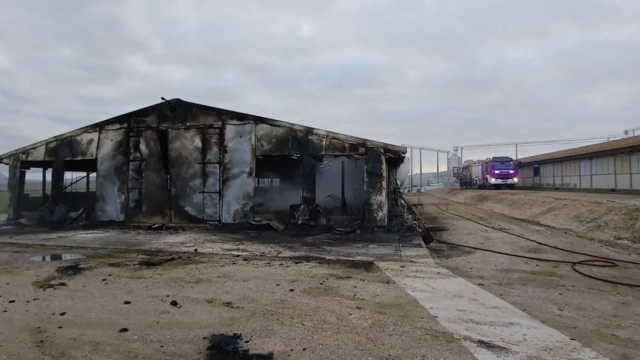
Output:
left=1, top=0, right=640, bottom=173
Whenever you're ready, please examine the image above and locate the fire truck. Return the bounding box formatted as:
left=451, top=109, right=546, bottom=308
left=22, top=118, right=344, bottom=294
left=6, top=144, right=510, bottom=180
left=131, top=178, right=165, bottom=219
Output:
left=472, top=156, right=518, bottom=189
left=453, top=160, right=474, bottom=188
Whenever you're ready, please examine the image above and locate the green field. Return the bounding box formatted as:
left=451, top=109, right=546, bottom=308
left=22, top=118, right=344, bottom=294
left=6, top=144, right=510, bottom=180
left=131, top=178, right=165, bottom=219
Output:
left=0, top=183, right=49, bottom=215
left=0, top=188, right=7, bottom=215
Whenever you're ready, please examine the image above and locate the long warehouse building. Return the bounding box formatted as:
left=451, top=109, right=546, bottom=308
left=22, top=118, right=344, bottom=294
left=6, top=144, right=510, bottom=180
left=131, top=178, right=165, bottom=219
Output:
left=517, top=136, right=640, bottom=190
left=0, top=98, right=407, bottom=226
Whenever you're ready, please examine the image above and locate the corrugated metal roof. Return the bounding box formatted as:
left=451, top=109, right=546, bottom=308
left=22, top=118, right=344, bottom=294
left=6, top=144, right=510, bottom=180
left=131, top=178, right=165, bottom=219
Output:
left=518, top=135, right=640, bottom=165
left=0, top=99, right=407, bottom=163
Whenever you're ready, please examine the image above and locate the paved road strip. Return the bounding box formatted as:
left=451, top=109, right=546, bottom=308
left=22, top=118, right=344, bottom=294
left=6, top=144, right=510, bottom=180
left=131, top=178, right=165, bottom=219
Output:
left=378, top=256, right=608, bottom=360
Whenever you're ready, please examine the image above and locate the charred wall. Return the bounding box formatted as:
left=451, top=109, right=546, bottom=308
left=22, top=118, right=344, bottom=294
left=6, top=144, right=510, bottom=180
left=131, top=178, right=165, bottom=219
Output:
left=2, top=100, right=405, bottom=226
left=364, top=148, right=388, bottom=227
left=6, top=156, right=20, bottom=221
left=95, top=125, right=127, bottom=221
left=222, top=121, right=255, bottom=223
left=315, top=156, right=365, bottom=217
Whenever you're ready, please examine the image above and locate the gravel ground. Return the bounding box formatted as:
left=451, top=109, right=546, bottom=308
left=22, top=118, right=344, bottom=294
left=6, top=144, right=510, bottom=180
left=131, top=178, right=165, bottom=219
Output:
left=0, top=244, right=474, bottom=360
left=407, top=193, right=640, bottom=360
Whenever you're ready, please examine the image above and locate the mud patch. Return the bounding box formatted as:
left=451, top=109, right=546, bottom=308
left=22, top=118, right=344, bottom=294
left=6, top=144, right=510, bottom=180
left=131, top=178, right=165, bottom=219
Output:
left=336, top=260, right=378, bottom=273
left=137, top=256, right=177, bottom=267
left=30, top=254, right=86, bottom=262
left=56, top=264, right=87, bottom=276
left=32, top=264, right=87, bottom=290
left=427, top=242, right=475, bottom=259
left=205, top=333, right=274, bottom=360
left=40, top=282, right=68, bottom=291
left=472, top=338, right=512, bottom=354
left=289, top=255, right=324, bottom=263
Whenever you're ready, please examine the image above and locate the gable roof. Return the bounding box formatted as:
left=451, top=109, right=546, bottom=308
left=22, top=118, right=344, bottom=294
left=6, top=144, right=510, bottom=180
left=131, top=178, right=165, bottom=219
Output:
left=0, top=98, right=406, bottom=162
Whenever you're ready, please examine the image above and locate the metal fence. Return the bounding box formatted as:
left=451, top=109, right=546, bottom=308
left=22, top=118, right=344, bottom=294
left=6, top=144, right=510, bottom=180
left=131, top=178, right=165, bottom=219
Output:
left=401, top=144, right=453, bottom=192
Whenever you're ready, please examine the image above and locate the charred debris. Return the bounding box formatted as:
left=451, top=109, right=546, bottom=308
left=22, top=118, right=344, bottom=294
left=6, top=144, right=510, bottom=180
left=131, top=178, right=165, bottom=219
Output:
left=0, top=99, right=409, bottom=233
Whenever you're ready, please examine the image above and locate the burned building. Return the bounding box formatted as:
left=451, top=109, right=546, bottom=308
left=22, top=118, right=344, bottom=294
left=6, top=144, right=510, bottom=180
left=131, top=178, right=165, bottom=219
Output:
left=0, top=99, right=407, bottom=227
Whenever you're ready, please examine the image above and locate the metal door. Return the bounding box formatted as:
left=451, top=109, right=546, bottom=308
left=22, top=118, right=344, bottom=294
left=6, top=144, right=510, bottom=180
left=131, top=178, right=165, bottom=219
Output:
left=168, top=127, right=221, bottom=224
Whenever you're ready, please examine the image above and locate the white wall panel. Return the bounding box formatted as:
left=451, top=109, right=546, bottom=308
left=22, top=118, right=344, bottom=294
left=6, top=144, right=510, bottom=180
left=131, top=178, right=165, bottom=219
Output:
left=561, top=176, right=580, bottom=188
left=616, top=174, right=631, bottom=189
left=592, top=175, right=615, bottom=189
left=632, top=174, right=640, bottom=189
left=540, top=164, right=553, bottom=178
left=540, top=176, right=554, bottom=187
left=631, top=153, right=640, bottom=174
left=579, top=159, right=591, bottom=176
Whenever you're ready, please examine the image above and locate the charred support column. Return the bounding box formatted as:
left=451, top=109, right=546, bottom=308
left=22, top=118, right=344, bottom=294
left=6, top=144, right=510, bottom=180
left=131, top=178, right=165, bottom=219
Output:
left=50, top=158, right=65, bottom=205
left=18, top=170, right=26, bottom=200
left=6, top=155, right=21, bottom=221
left=341, top=160, right=347, bottom=215
left=42, top=168, right=47, bottom=198
left=364, top=148, right=387, bottom=227
left=301, top=154, right=316, bottom=204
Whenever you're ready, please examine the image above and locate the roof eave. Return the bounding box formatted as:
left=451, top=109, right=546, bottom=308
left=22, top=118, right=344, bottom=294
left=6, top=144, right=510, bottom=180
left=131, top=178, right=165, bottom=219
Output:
left=0, top=99, right=407, bottom=163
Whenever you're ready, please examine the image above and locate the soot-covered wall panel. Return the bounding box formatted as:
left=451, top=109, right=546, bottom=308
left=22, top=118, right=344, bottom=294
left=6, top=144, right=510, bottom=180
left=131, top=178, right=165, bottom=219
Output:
left=168, top=129, right=205, bottom=223
left=203, top=128, right=221, bottom=222
left=6, top=155, right=20, bottom=221
left=255, top=124, right=290, bottom=156
left=44, top=131, right=99, bottom=160
left=95, top=127, right=127, bottom=221
left=316, top=156, right=365, bottom=216
left=222, top=122, right=255, bottom=223
left=20, top=144, right=46, bottom=161
left=364, top=148, right=387, bottom=227
left=138, top=130, right=171, bottom=223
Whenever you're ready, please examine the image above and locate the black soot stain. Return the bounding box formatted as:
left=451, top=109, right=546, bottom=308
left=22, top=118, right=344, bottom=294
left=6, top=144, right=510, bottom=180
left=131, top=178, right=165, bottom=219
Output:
left=206, top=333, right=274, bottom=360
left=56, top=264, right=86, bottom=276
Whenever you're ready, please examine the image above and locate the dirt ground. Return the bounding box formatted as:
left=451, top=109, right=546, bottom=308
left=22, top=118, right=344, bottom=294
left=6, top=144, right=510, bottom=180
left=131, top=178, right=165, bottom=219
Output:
left=431, top=188, right=640, bottom=246
left=407, top=192, right=640, bottom=360
left=0, top=243, right=474, bottom=360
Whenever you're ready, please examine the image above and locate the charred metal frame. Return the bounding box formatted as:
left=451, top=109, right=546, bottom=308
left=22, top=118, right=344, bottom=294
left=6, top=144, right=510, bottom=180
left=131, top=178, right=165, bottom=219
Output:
left=1, top=99, right=407, bottom=227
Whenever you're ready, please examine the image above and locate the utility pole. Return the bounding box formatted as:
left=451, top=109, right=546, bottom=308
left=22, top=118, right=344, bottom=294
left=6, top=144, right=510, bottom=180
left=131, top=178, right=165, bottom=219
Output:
left=515, top=144, right=518, bottom=160
left=409, top=147, right=413, bottom=192
left=436, top=151, right=440, bottom=184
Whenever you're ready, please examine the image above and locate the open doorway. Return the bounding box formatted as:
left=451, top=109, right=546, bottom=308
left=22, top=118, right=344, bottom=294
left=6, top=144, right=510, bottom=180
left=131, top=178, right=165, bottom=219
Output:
left=315, top=156, right=365, bottom=217
left=253, top=155, right=302, bottom=219
left=17, top=161, right=54, bottom=217
left=61, top=159, right=97, bottom=219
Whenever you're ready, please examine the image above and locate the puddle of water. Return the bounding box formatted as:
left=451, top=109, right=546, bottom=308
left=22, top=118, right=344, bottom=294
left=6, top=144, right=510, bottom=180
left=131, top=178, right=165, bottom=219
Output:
left=30, top=254, right=86, bottom=262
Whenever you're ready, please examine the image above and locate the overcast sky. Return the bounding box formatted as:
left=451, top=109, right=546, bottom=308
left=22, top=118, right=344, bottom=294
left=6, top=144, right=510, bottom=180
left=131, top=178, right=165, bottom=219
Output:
left=1, top=0, right=640, bottom=174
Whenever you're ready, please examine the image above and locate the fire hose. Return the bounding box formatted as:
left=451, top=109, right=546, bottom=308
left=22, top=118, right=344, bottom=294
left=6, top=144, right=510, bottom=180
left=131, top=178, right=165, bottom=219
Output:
left=431, top=198, right=640, bottom=288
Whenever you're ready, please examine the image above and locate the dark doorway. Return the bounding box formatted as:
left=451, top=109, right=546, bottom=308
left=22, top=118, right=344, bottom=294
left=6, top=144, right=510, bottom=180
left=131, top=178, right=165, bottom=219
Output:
left=533, top=165, right=540, bottom=177
left=61, top=159, right=97, bottom=219
left=18, top=161, right=54, bottom=215
left=254, top=155, right=302, bottom=219
left=315, top=156, right=365, bottom=217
